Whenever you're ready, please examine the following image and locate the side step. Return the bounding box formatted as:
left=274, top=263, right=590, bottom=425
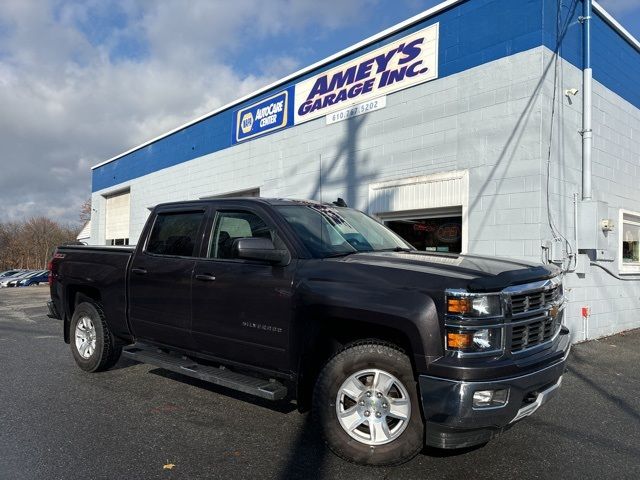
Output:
left=122, top=346, right=287, bottom=401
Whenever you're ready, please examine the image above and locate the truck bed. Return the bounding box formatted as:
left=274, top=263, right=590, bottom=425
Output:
left=51, top=244, right=135, bottom=343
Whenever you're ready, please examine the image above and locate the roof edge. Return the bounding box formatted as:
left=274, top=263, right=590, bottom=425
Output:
left=92, top=0, right=464, bottom=170
left=593, top=1, right=640, bottom=52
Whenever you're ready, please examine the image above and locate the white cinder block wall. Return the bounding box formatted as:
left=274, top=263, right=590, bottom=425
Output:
left=91, top=45, right=640, bottom=342
left=540, top=48, right=640, bottom=341
left=93, top=47, right=548, bottom=258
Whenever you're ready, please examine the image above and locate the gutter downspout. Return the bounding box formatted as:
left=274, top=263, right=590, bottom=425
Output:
left=581, top=0, right=593, bottom=200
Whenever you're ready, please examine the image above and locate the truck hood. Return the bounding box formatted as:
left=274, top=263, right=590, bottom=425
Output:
left=335, top=251, right=560, bottom=292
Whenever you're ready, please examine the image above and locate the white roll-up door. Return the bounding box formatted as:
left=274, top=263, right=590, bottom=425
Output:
left=369, top=170, right=469, bottom=253
left=368, top=170, right=468, bottom=215
left=105, top=191, right=130, bottom=245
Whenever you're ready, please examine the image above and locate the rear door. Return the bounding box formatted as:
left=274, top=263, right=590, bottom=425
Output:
left=128, top=207, right=207, bottom=350
left=191, top=203, right=296, bottom=371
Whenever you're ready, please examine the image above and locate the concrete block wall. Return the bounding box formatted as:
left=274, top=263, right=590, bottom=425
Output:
left=93, top=47, right=547, bottom=263
left=537, top=48, right=640, bottom=341
left=91, top=44, right=640, bottom=342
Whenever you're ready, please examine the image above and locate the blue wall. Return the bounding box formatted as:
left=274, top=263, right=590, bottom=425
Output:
left=542, top=0, right=640, bottom=110
left=93, top=0, right=640, bottom=192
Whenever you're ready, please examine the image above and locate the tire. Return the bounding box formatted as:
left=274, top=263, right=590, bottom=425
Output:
left=313, top=341, right=424, bottom=466
left=70, top=301, right=122, bottom=372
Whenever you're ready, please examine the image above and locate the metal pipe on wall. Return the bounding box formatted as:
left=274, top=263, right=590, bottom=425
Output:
left=582, top=0, right=593, bottom=200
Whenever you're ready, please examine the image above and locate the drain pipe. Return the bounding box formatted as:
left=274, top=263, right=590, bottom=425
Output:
left=580, top=0, right=593, bottom=200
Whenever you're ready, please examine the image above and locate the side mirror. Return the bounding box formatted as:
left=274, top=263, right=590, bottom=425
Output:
left=232, top=237, right=290, bottom=265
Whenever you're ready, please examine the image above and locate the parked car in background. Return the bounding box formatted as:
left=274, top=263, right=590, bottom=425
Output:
left=0, top=269, right=24, bottom=278
left=1, top=270, right=39, bottom=288
left=18, top=270, right=49, bottom=287
left=0, top=271, right=30, bottom=288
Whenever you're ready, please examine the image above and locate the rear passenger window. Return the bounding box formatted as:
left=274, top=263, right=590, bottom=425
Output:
left=146, top=211, right=204, bottom=257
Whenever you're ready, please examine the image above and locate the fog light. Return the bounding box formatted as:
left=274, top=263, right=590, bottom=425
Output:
left=473, top=389, right=508, bottom=408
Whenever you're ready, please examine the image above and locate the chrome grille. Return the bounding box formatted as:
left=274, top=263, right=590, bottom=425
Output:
left=510, top=314, right=560, bottom=352
left=510, top=284, right=561, bottom=315
left=507, top=280, right=563, bottom=353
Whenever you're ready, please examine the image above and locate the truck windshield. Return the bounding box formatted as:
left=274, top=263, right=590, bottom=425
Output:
left=277, top=204, right=412, bottom=258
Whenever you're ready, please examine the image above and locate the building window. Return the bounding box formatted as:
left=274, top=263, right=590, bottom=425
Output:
left=621, top=210, right=640, bottom=273
left=107, top=238, right=129, bottom=246
left=200, top=188, right=260, bottom=199
left=381, top=207, right=463, bottom=254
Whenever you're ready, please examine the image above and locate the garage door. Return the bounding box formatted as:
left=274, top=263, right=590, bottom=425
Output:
left=105, top=190, right=130, bottom=245
left=369, top=170, right=468, bottom=253
left=382, top=207, right=463, bottom=253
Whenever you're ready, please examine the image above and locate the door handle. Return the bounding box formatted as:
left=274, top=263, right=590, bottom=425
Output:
left=195, top=274, right=216, bottom=282
left=131, top=268, right=148, bottom=275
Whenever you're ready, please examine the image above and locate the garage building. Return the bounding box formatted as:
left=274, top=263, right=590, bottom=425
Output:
left=89, top=0, right=640, bottom=342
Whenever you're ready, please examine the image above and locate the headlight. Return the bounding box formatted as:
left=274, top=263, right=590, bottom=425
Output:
left=446, top=294, right=502, bottom=317
left=446, top=327, right=502, bottom=353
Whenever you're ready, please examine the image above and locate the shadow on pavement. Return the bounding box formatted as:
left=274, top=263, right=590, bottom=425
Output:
left=567, top=349, right=640, bottom=424
left=276, top=413, right=328, bottom=480
left=529, top=417, right=640, bottom=459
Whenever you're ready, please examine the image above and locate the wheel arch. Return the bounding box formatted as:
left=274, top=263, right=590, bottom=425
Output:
left=63, top=286, right=102, bottom=344
left=294, top=308, right=435, bottom=412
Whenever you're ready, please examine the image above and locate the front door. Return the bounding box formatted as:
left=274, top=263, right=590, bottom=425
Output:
left=128, top=208, right=206, bottom=350
left=191, top=206, right=294, bottom=371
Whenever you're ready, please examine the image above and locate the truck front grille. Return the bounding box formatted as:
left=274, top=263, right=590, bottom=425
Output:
left=445, top=276, right=564, bottom=358
left=510, top=314, right=560, bottom=352
left=510, top=284, right=561, bottom=315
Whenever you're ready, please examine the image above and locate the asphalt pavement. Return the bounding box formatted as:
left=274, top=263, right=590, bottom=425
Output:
left=1, top=286, right=639, bottom=480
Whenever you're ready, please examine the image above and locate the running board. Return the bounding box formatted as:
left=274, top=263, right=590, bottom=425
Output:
left=123, top=346, right=287, bottom=401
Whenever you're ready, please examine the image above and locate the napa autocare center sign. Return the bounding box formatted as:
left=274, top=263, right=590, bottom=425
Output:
left=294, top=23, right=439, bottom=124
left=234, top=88, right=293, bottom=143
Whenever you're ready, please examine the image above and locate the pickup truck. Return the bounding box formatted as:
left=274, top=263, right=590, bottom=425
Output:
left=48, top=198, right=570, bottom=466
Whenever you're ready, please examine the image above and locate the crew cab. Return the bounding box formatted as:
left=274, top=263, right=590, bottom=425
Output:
left=48, top=198, right=570, bottom=465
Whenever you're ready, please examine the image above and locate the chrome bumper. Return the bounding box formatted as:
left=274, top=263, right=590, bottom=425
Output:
left=510, top=375, right=562, bottom=424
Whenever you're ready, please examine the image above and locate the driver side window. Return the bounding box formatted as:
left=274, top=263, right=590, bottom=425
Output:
left=208, top=211, right=274, bottom=259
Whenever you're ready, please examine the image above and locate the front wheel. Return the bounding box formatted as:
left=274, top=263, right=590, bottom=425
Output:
left=70, top=301, right=122, bottom=372
left=313, top=342, right=424, bottom=466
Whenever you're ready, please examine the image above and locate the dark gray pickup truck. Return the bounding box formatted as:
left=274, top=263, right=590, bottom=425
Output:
left=49, top=198, right=570, bottom=465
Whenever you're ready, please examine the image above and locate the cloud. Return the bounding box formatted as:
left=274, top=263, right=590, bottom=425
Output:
left=0, top=0, right=378, bottom=224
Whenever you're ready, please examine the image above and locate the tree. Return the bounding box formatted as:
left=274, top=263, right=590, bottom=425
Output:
left=79, top=198, right=92, bottom=225
left=0, top=217, right=79, bottom=270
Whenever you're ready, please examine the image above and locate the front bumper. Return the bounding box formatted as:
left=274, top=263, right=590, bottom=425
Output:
left=419, top=333, right=570, bottom=449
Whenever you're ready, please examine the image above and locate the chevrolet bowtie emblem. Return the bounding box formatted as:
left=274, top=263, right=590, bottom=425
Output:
left=549, top=305, right=559, bottom=318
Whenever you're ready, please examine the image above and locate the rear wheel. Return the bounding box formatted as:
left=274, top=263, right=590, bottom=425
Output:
left=70, top=301, right=122, bottom=372
left=313, top=341, right=424, bottom=466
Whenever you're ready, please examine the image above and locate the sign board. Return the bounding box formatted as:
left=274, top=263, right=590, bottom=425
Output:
left=295, top=23, right=439, bottom=125
left=233, top=89, right=292, bottom=143
left=326, top=96, right=386, bottom=125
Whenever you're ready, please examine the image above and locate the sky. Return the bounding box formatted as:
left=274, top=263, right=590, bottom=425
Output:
left=0, top=0, right=638, bottom=227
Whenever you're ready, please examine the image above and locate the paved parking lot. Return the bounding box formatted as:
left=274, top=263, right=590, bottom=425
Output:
left=1, top=286, right=639, bottom=479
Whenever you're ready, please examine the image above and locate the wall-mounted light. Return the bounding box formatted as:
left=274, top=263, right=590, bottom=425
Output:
left=564, top=88, right=579, bottom=105
left=601, top=219, right=614, bottom=232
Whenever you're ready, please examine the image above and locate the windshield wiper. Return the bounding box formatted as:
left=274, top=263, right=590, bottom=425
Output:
left=324, top=251, right=359, bottom=258
left=378, top=246, right=413, bottom=253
